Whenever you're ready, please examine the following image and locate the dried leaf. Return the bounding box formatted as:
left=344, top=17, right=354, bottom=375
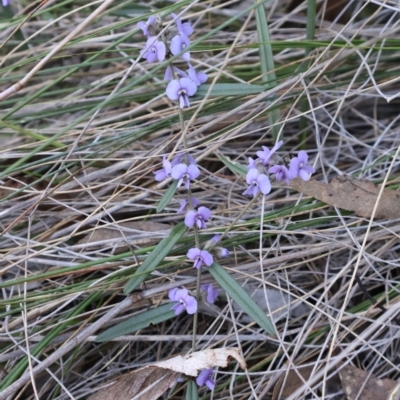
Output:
left=87, top=366, right=178, bottom=400
left=291, top=175, right=400, bottom=219
left=155, top=348, right=246, bottom=376
left=272, top=364, right=342, bottom=399
left=272, top=366, right=314, bottom=400
left=339, top=364, right=397, bottom=400
left=88, top=348, right=246, bottom=400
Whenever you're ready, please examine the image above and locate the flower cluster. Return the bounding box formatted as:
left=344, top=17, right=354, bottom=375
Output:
left=157, top=152, right=227, bottom=304
left=243, top=141, right=316, bottom=197
left=137, top=13, right=207, bottom=108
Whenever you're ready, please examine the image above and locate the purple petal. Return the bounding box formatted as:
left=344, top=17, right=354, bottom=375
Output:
left=171, top=303, right=185, bottom=315
left=171, top=163, right=187, bottom=179
left=196, top=369, right=213, bottom=387
left=200, top=250, right=214, bottom=266
left=303, top=165, right=315, bottom=174
left=184, top=210, right=197, bottom=228
left=196, top=218, right=206, bottom=230
left=168, top=288, right=178, bottom=301
left=181, top=77, right=197, bottom=96
left=243, top=186, right=256, bottom=197
left=205, top=378, right=215, bottom=390
left=180, top=21, right=193, bottom=37
left=154, top=169, right=167, bottom=181
left=193, top=257, right=203, bottom=269
left=246, top=168, right=259, bottom=185
left=220, top=248, right=229, bottom=258
left=187, top=247, right=201, bottom=260
left=175, top=288, right=189, bottom=300
left=299, top=169, right=311, bottom=181
left=179, top=95, right=187, bottom=109
left=185, top=296, right=197, bottom=314
left=258, top=174, right=272, bottom=195
left=166, top=80, right=181, bottom=101
left=298, top=150, right=309, bottom=164
left=187, top=164, right=200, bottom=180
left=198, top=206, right=211, bottom=220
left=155, top=41, right=166, bottom=61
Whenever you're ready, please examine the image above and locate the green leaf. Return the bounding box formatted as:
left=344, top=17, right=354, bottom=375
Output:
left=124, top=222, right=188, bottom=294
left=96, top=303, right=176, bottom=342
left=255, top=2, right=281, bottom=139
left=157, top=179, right=179, bottom=213
left=220, top=155, right=247, bottom=177
left=185, top=380, right=199, bottom=400
left=209, top=262, right=276, bottom=335
left=195, top=83, right=264, bottom=98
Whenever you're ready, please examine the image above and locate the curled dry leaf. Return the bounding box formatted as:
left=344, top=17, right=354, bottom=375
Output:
left=291, top=175, right=400, bottom=219
left=88, top=348, right=246, bottom=400
left=339, top=364, right=397, bottom=400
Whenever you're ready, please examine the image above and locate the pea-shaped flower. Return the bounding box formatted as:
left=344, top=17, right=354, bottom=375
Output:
left=196, top=368, right=215, bottom=390
left=166, top=78, right=197, bottom=109
left=269, top=164, right=291, bottom=184
left=171, top=163, right=200, bottom=189
left=187, top=248, right=214, bottom=269
left=289, top=150, right=315, bottom=181
left=168, top=288, right=197, bottom=315
left=243, top=169, right=271, bottom=197
left=140, top=37, right=166, bottom=63
left=184, top=206, right=212, bottom=229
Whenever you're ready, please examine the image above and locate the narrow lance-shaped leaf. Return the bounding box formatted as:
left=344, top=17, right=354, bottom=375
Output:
left=220, top=155, right=247, bottom=177
left=157, top=179, right=179, bottom=213
left=186, top=380, right=199, bottom=400
left=209, top=262, right=276, bottom=335
left=124, top=222, right=188, bottom=294
left=255, top=1, right=281, bottom=139
left=96, top=303, right=176, bottom=342
left=195, top=83, right=264, bottom=98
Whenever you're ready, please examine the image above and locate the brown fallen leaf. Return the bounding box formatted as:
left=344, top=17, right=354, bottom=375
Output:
left=88, top=348, right=246, bottom=400
left=291, top=175, right=400, bottom=219
left=339, top=364, right=397, bottom=400
left=272, top=365, right=315, bottom=400
left=272, top=365, right=342, bottom=400
left=87, top=366, right=178, bottom=400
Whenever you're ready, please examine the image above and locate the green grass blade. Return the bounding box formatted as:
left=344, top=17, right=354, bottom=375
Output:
left=220, top=155, right=247, bottom=177
left=185, top=380, right=199, bottom=400
left=157, top=180, right=179, bottom=213
left=196, top=83, right=264, bottom=97
left=209, top=262, right=276, bottom=335
left=124, top=222, right=188, bottom=294
left=96, top=303, right=176, bottom=342
left=255, top=1, right=281, bottom=139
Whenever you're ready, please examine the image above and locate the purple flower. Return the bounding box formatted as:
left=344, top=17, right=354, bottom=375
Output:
left=201, top=284, right=219, bottom=304
left=188, top=64, right=207, bottom=86
left=184, top=206, right=212, bottom=229
left=289, top=150, right=315, bottom=181
left=154, top=155, right=172, bottom=181
left=170, top=34, right=191, bottom=61
left=177, top=197, right=200, bottom=213
left=269, top=164, right=291, bottom=184
left=171, top=13, right=193, bottom=39
left=256, top=140, right=283, bottom=166
left=140, top=37, right=166, bottom=63
left=137, top=15, right=156, bottom=37
left=196, top=368, right=215, bottom=390
left=171, top=163, right=200, bottom=189
left=187, top=248, right=214, bottom=269
left=243, top=169, right=271, bottom=197
left=168, top=288, right=197, bottom=315
left=166, top=78, right=197, bottom=109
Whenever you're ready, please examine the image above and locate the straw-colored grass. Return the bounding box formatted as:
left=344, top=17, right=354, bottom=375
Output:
left=1, top=0, right=400, bottom=399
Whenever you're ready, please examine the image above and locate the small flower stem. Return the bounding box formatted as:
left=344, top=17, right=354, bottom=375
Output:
left=170, top=75, right=202, bottom=352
